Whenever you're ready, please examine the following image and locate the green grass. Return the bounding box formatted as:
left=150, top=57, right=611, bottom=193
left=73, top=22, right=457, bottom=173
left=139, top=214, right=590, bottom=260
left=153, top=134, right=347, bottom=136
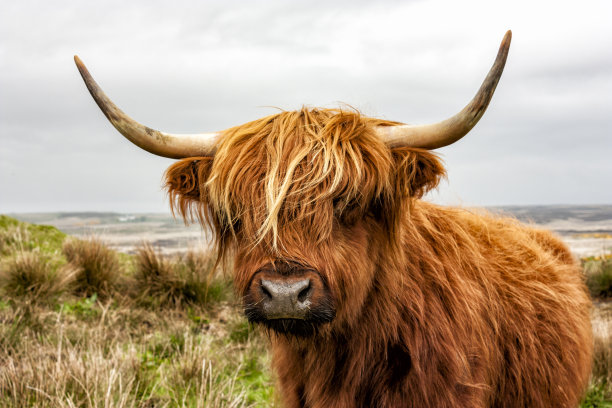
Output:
left=60, top=293, right=101, bottom=320
left=582, top=382, right=612, bottom=408
left=0, top=215, right=65, bottom=256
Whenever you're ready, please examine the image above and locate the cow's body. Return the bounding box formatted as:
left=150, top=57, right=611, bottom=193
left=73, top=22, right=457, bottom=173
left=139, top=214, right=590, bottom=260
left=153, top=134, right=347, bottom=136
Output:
left=269, top=202, right=592, bottom=408
left=75, top=31, right=593, bottom=408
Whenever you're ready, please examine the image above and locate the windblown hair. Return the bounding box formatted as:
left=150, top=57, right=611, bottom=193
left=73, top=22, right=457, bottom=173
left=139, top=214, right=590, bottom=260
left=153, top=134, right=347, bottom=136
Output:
left=165, top=107, right=444, bottom=257
left=267, top=205, right=593, bottom=407
left=163, top=107, right=592, bottom=407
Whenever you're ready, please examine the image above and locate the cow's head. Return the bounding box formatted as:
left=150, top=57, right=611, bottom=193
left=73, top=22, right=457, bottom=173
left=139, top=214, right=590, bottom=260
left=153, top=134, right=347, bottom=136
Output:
left=75, top=32, right=511, bottom=337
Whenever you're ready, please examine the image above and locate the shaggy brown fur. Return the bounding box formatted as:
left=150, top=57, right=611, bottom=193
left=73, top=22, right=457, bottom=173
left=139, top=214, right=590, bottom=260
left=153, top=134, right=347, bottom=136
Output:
left=165, top=108, right=592, bottom=407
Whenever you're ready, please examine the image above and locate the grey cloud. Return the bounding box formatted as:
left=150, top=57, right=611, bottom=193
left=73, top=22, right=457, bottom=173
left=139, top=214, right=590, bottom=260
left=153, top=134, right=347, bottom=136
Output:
left=1, top=0, right=611, bottom=212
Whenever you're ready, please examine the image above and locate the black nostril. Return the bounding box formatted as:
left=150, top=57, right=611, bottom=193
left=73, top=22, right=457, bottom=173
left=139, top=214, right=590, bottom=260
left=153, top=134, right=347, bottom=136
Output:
left=261, top=284, right=272, bottom=299
left=297, top=283, right=311, bottom=302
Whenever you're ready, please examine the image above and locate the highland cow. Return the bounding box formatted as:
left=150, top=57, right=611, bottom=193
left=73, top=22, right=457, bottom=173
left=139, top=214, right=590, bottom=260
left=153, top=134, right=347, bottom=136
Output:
left=75, top=30, right=593, bottom=407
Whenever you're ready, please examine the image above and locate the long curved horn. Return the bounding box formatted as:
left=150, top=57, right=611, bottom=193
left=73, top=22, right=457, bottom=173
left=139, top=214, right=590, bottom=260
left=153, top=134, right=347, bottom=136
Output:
left=376, top=30, right=511, bottom=149
left=74, top=56, right=219, bottom=158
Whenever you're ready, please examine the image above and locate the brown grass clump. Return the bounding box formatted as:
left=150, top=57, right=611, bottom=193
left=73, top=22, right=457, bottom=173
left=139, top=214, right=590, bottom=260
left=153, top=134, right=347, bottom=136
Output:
left=63, top=238, right=121, bottom=297
left=133, top=243, right=179, bottom=305
left=133, top=244, right=224, bottom=307
left=593, top=333, right=612, bottom=390
left=590, top=304, right=612, bottom=401
left=0, top=251, right=75, bottom=303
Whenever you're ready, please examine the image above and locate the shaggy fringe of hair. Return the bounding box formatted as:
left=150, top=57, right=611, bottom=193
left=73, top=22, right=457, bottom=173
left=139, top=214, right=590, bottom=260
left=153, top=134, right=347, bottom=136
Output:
left=165, top=107, right=444, bottom=258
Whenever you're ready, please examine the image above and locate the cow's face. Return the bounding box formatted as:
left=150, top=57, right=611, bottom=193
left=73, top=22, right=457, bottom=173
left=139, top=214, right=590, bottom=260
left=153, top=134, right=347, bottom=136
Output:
left=165, top=108, right=445, bottom=337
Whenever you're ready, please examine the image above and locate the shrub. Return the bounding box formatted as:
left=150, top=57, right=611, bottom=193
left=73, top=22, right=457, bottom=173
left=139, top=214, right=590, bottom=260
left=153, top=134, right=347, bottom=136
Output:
left=63, top=238, right=121, bottom=297
left=0, top=250, right=75, bottom=302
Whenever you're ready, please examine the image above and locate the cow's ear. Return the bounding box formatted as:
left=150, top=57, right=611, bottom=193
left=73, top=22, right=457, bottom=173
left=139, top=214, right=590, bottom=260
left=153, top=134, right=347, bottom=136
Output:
left=391, top=148, right=446, bottom=199
left=164, top=157, right=214, bottom=221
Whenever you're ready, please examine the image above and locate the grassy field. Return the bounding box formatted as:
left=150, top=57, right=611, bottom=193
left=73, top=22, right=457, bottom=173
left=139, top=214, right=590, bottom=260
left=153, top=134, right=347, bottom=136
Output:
left=0, top=214, right=611, bottom=407
left=0, top=215, right=275, bottom=407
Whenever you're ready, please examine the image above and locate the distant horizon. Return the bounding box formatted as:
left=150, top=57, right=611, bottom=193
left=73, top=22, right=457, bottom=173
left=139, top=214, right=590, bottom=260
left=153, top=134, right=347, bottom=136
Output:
left=5, top=202, right=612, bottom=216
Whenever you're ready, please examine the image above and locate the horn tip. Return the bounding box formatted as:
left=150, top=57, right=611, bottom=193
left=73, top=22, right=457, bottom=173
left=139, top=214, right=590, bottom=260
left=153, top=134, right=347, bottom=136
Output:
left=503, top=30, right=512, bottom=44
left=74, top=55, right=86, bottom=71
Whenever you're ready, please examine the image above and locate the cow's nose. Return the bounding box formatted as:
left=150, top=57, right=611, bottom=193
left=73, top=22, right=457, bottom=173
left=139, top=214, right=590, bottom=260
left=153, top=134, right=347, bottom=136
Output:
left=260, top=278, right=312, bottom=319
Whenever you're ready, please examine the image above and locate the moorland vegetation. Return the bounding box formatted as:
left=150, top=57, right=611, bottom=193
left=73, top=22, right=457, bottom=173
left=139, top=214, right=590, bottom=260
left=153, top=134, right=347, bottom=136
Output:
left=0, top=215, right=610, bottom=407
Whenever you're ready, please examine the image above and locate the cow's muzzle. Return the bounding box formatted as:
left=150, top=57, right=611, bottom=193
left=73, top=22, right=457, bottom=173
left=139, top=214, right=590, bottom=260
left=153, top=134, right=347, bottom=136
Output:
left=244, top=261, right=335, bottom=336
left=260, top=277, right=312, bottom=319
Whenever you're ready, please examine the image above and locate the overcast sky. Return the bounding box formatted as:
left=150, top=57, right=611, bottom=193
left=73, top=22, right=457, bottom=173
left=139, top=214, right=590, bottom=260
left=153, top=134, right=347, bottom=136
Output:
left=1, top=0, right=611, bottom=213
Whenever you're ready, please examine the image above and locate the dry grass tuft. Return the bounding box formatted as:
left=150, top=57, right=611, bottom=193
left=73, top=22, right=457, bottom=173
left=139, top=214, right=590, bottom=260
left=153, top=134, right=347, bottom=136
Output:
left=0, top=225, right=28, bottom=255
left=133, top=243, right=183, bottom=306
left=63, top=238, right=121, bottom=297
left=133, top=244, right=225, bottom=307
left=589, top=303, right=612, bottom=403
left=0, top=250, right=75, bottom=303
left=584, top=257, right=612, bottom=298
left=593, top=333, right=612, bottom=388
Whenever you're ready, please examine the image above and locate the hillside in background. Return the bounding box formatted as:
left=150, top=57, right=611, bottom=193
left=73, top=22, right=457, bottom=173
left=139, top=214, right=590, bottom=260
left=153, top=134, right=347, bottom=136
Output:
left=491, top=205, right=612, bottom=232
